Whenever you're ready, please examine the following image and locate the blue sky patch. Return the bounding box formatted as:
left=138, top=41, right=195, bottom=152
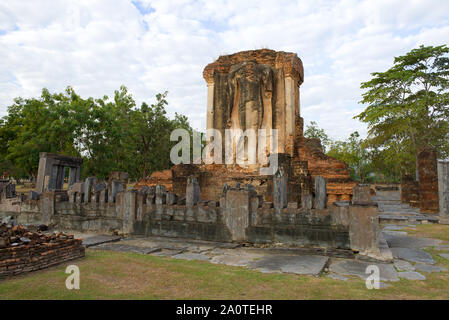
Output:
left=132, top=0, right=155, bottom=15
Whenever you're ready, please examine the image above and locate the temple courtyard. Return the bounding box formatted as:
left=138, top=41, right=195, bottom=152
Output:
left=1, top=207, right=448, bottom=299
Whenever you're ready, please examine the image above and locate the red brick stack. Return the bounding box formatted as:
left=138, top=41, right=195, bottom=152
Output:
left=0, top=224, right=85, bottom=277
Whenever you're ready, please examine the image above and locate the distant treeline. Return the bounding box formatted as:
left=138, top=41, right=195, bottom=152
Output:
left=0, top=86, right=193, bottom=180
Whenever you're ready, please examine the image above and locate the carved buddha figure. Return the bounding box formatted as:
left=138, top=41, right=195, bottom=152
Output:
left=203, top=49, right=303, bottom=166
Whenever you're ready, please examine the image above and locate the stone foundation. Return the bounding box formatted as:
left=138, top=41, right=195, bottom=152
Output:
left=2, top=175, right=382, bottom=258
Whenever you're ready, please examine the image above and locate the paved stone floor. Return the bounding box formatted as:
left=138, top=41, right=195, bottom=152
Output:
left=375, top=190, right=440, bottom=223
left=71, top=222, right=448, bottom=285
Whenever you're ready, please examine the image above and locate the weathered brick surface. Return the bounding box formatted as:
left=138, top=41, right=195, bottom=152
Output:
left=0, top=225, right=85, bottom=277
left=417, top=147, right=439, bottom=213
left=202, top=49, right=304, bottom=84
left=296, top=131, right=356, bottom=205
left=401, top=175, right=420, bottom=208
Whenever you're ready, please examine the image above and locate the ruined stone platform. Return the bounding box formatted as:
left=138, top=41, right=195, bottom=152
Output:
left=374, top=189, right=440, bottom=224
left=74, top=221, right=447, bottom=285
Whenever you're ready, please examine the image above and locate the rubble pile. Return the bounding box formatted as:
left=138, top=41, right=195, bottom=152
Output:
left=0, top=224, right=85, bottom=277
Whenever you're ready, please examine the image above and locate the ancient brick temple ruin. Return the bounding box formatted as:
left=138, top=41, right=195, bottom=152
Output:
left=4, top=49, right=448, bottom=267
left=137, top=49, right=356, bottom=205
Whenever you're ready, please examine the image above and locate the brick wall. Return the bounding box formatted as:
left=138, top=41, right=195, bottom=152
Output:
left=0, top=231, right=85, bottom=277
left=417, top=147, right=439, bottom=213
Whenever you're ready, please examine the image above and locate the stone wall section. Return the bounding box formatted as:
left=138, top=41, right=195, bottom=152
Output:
left=3, top=173, right=382, bottom=256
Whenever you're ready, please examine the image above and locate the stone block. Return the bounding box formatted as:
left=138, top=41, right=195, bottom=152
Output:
left=438, top=160, right=449, bottom=217
left=273, top=167, right=287, bottom=209
left=186, top=175, right=200, bottom=207
left=99, top=189, right=108, bottom=204
left=146, top=194, right=155, bottom=205
left=287, top=202, right=298, bottom=209
left=29, top=190, right=40, bottom=200
left=155, top=185, right=166, bottom=205
left=70, top=182, right=84, bottom=194
left=314, top=176, right=326, bottom=209
left=111, top=180, right=124, bottom=202
left=223, top=189, right=250, bottom=241
left=93, top=182, right=106, bottom=193
left=139, top=186, right=150, bottom=194
left=301, top=194, right=312, bottom=210
left=166, top=193, right=178, bottom=205
left=352, top=184, right=372, bottom=205
left=349, top=204, right=379, bottom=257
left=84, top=177, right=97, bottom=203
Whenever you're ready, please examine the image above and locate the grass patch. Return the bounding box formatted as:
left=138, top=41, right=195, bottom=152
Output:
left=1, top=222, right=448, bottom=300
left=0, top=248, right=448, bottom=300
left=404, top=224, right=449, bottom=243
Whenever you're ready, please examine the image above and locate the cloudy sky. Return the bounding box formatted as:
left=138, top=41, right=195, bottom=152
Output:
left=1, top=0, right=448, bottom=140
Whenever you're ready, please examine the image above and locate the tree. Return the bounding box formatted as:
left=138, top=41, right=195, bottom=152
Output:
left=0, top=89, right=81, bottom=179
left=355, top=45, right=449, bottom=179
left=0, top=86, right=194, bottom=181
left=304, top=121, right=331, bottom=152
left=327, top=131, right=374, bottom=182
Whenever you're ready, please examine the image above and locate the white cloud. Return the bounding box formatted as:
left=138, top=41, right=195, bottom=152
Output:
left=1, top=0, right=448, bottom=138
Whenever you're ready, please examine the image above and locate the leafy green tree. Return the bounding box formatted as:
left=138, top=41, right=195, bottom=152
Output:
left=327, top=131, right=373, bottom=182
left=356, top=45, right=449, bottom=179
left=0, top=86, right=194, bottom=181
left=0, top=89, right=81, bottom=179
left=304, top=121, right=331, bottom=152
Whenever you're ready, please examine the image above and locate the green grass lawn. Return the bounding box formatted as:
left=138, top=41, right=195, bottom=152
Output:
left=0, top=224, right=448, bottom=300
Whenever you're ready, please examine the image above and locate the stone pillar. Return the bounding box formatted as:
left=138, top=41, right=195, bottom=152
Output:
left=56, top=165, right=66, bottom=190
left=155, top=185, right=166, bottom=205
left=352, top=184, right=372, bottom=205
left=123, top=190, right=137, bottom=234
left=41, top=192, right=55, bottom=225
left=110, top=181, right=124, bottom=203
left=206, top=82, right=214, bottom=131
left=99, top=189, right=108, bottom=204
left=146, top=186, right=155, bottom=206
left=301, top=193, right=312, bottom=210
left=186, top=175, right=200, bottom=207
left=48, top=165, right=59, bottom=191
left=84, top=177, right=97, bottom=203
left=314, top=176, right=327, bottom=209
left=284, top=76, right=296, bottom=156
left=167, top=193, right=178, bottom=205
left=348, top=203, right=380, bottom=258
left=438, top=160, right=449, bottom=221
left=35, top=154, right=53, bottom=193
left=68, top=167, right=77, bottom=188
left=273, top=167, right=287, bottom=209
left=222, top=188, right=252, bottom=241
